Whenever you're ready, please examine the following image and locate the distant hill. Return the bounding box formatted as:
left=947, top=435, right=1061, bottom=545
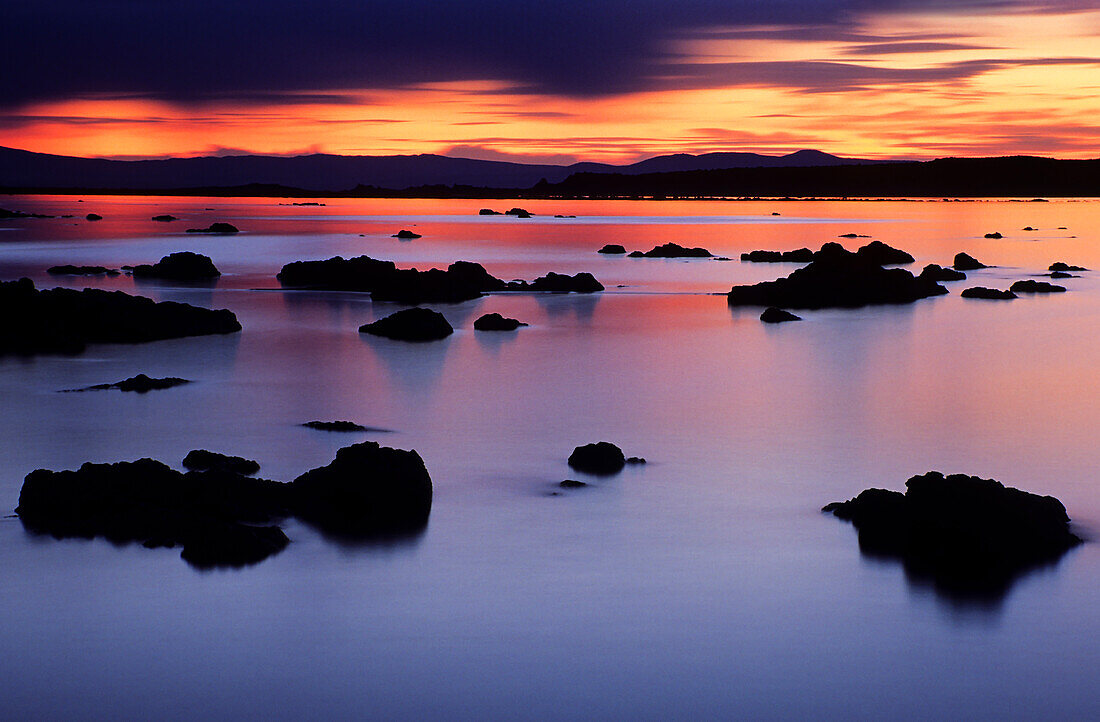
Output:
left=0, top=146, right=878, bottom=193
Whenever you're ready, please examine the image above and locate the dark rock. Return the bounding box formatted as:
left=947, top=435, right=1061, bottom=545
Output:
left=67, top=374, right=191, bottom=393
left=633, top=242, right=712, bottom=258
left=823, top=471, right=1082, bottom=596
left=0, top=207, right=54, bottom=219
left=554, top=214, right=576, bottom=218
left=151, top=215, right=179, bottom=222
left=359, top=307, right=453, bottom=342
left=0, top=278, right=240, bottom=356
left=479, top=208, right=502, bottom=215
left=984, top=232, right=1003, bottom=239
left=918, top=264, right=966, bottom=282
left=771, top=212, right=781, bottom=216
left=740, top=248, right=814, bottom=263
left=290, top=441, right=433, bottom=538
left=727, top=243, right=946, bottom=310
left=560, top=479, right=587, bottom=488
left=132, top=251, right=220, bottom=280
left=302, top=420, right=369, bottom=432
left=505, top=207, right=532, bottom=218
left=954, top=252, right=988, bottom=270
left=1049, top=262, right=1087, bottom=272
left=186, top=222, right=239, bottom=234
left=626, top=457, right=646, bottom=465
left=568, top=442, right=626, bottom=475
left=1010, top=279, right=1066, bottom=293
left=838, top=233, right=871, bottom=238
left=510, top=271, right=604, bottom=293
left=760, top=307, right=802, bottom=323
left=1022, top=226, right=1037, bottom=231
left=1047, top=271, right=1075, bottom=279
left=473, top=313, right=527, bottom=331
left=182, top=450, right=260, bottom=475
left=854, top=240, right=914, bottom=265
left=961, top=287, right=1016, bottom=299
left=598, top=244, right=627, bottom=254
left=277, top=256, right=504, bottom=303
left=85, top=213, right=102, bottom=221
left=628, top=250, right=645, bottom=257
left=393, top=229, right=421, bottom=239
left=47, top=265, right=119, bottom=276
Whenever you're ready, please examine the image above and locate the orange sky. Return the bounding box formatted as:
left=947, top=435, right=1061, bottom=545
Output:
left=3, top=5, right=1099, bottom=163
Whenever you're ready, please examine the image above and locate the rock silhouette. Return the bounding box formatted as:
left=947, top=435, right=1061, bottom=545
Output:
left=598, top=244, right=626, bottom=254
left=854, top=240, right=914, bottom=265
left=1049, top=262, right=1087, bottom=272
left=85, top=213, right=102, bottom=221
left=727, top=243, right=945, bottom=310
left=302, top=420, right=369, bottom=432
left=514, top=272, right=603, bottom=293
left=0, top=278, right=240, bottom=356
left=740, top=248, right=815, bottom=263
left=823, top=471, right=1082, bottom=597
left=359, top=307, right=454, bottom=341
left=47, top=265, right=120, bottom=276
left=132, top=252, right=221, bottom=280
left=473, top=313, right=527, bottom=331
left=182, top=450, right=261, bottom=475
left=478, top=208, right=502, bottom=215
left=186, top=222, right=239, bottom=233
left=961, top=287, right=1016, bottom=299
left=151, top=214, right=179, bottom=222
left=918, top=264, right=966, bottom=282
left=505, top=207, right=532, bottom=218
left=760, top=307, right=801, bottom=323
left=568, top=442, right=627, bottom=475
left=1010, top=279, right=1066, bottom=293
left=65, top=374, right=191, bottom=393
left=393, top=229, right=421, bottom=239
left=953, top=252, right=988, bottom=271
left=984, top=232, right=1003, bottom=239
left=560, top=479, right=588, bottom=488
left=631, top=242, right=712, bottom=258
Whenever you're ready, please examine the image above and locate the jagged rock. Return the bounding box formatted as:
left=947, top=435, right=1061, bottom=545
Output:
left=632, top=242, right=712, bottom=258
left=854, top=240, right=914, bottom=265
left=132, top=252, right=220, bottom=280
left=823, top=471, right=1082, bottom=596
left=918, top=264, right=966, bottom=282
left=186, top=222, right=239, bottom=234
left=740, top=248, right=814, bottom=263
left=182, top=450, right=260, bottom=475
left=505, top=207, right=532, bottom=218
left=1010, top=279, right=1066, bottom=293
left=961, top=287, right=1016, bottom=299
left=0, top=278, right=240, bottom=356
left=302, top=421, right=369, bottom=432
left=954, top=252, right=988, bottom=270
left=510, top=272, right=603, bottom=293
left=568, top=442, right=627, bottom=475
left=151, top=215, right=179, bottom=222
left=473, top=313, right=527, bottom=331
left=85, top=213, right=102, bottom=221
left=359, top=307, right=453, bottom=341
left=760, top=307, right=801, bottom=323
left=598, top=244, right=627, bottom=254
left=478, top=208, right=502, bottom=215
left=727, top=243, right=946, bottom=310
left=393, top=229, right=421, bottom=239
left=1049, top=262, right=1087, bottom=272
left=48, top=265, right=120, bottom=276
left=984, top=232, right=1003, bottom=239
left=65, top=374, right=191, bottom=393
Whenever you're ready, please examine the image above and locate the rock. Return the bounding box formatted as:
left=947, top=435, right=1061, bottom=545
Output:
left=186, top=222, right=239, bottom=234
left=632, top=242, right=712, bottom=258
left=473, top=313, right=527, bottom=331
left=290, top=441, right=433, bottom=538
left=740, top=248, right=815, bottom=263
left=771, top=212, right=781, bottom=216
left=560, top=479, right=587, bottom=488
left=854, top=240, right=914, bottom=265
left=85, top=213, right=102, bottom=221
left=182, top=450, right=260, bottom=475
left=1010, top=279, right=1066, bottom=293
left=954, top=252, right=988, bottom=270
left=505, top=207, right=532, bottom=218
left=838, top=233, right=871, bottom=238
left=961, top=287, right=1016, bottom=299
left=823, top=471, right=1082, bottom=596
left=359, top=307, right=453, bottom=342
left=151, top=215, right=178, bottom=222
left=47, top=265, right=120, bottom=276
left=627, top=250, right=645, bottom=257
left=727, top=243, right=946, bottom=310
left=626, top=457, right=646, bottom=465
left=760, top=307, right=802, bottom=323
left=132, top=251, right=220, bottom=280
left=1023, top=226, right=1037, bottom=231
left=0, top=278, right=240, bottom=356
left=1048, top=271, right=1075, bottom=279
left=509, top=272, right=604, bottom=293
left=1049, top=262, right=1087, bottom=272
left=393, top=229, right=421, bottom=239
left=478, top=208, right=502, bottom=215
left=302, top=420, right=369, bottom=432
left=0, top=208, right=54, bottom=219
left=554, top=214, right=576, bottom=218
left=568, top=442, right=626, bottom=475
left=66, top=374, right=191, bottom=393
left=598, top=244, right=627, bottom=254
left=918, top=264, right=966, bottom=282
left=984, top=232, right=1003, bottom=239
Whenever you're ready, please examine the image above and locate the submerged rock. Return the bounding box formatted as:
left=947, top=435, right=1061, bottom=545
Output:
left=132, top=251, right=220, bottom=280
left=598, top=244, right=627, bottom=254
left=0, top=278, right=240, bottom=356
left=953, top=252, right=988, bottom=271
left=186, top=222, right=239, bottom=234
left=473, top=313, right=527, bottom=331
left=393, top=229, right=421, bottom=239
left=1049, top=262, right=1087, bottom=272
left=626, top=457, right=647, bottom=465
left=1010, top=279, right=1066, bottom=293
left=47, top=265, right=120, bottom=276
left=823, top=471, right=1082, bottom=596
left=302, top=420, right=369, bottom=432
left=0, top=207, right=54, bottom=219
left=65, top=374, right=191, bottom=393
left=568, top=442, right=627, bottom=475
left=918, top=264, right=966, bottom=282
left=961, top=287, right=1016, bottom=299
left=559, top=479, right=588, bottom=488
left=632, top=242, right=712, bottom=258
left=760, top=307, right=802, bottom=323
left=359, top=307, right=454, bottom=341
left=727, top=243, right=946, bottom=310
left=182, top=449, right=260, bottom=475
left=740, top=248, right=814, bottom=263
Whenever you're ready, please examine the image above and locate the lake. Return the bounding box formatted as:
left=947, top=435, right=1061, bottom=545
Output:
left=2, top=195, right=1099, bottom=720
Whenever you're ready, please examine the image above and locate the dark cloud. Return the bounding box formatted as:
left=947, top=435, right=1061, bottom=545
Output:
left=842, top=42, right=1000, bottom=54
left=1, top=1, right=1096, bottom=108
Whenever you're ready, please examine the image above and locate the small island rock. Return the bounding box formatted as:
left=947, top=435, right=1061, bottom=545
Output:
left=473, top=313, right=527, bottom=331
left=961, top=287, right=1016, bottom=299
left=760, top=307, right=802, bottom=323
left=954, top=252, right=988, bottom=271
left=568, top=442, right=627, bottom=475
left=132, top=251, right=221, bottom=280
left=598, top=244, right=627, bottom=254
left=359, top=307, right=454, bottom=342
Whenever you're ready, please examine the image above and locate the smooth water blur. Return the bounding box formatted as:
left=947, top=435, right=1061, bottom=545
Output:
left=2, top=196, right=1099, bottom=720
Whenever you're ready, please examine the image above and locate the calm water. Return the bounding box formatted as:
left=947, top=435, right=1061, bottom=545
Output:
left=2, top=196, right=1099, bottom=720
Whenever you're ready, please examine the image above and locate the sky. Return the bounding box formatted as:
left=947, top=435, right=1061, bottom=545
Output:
left=2, top=1, right=1099, bottom=163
